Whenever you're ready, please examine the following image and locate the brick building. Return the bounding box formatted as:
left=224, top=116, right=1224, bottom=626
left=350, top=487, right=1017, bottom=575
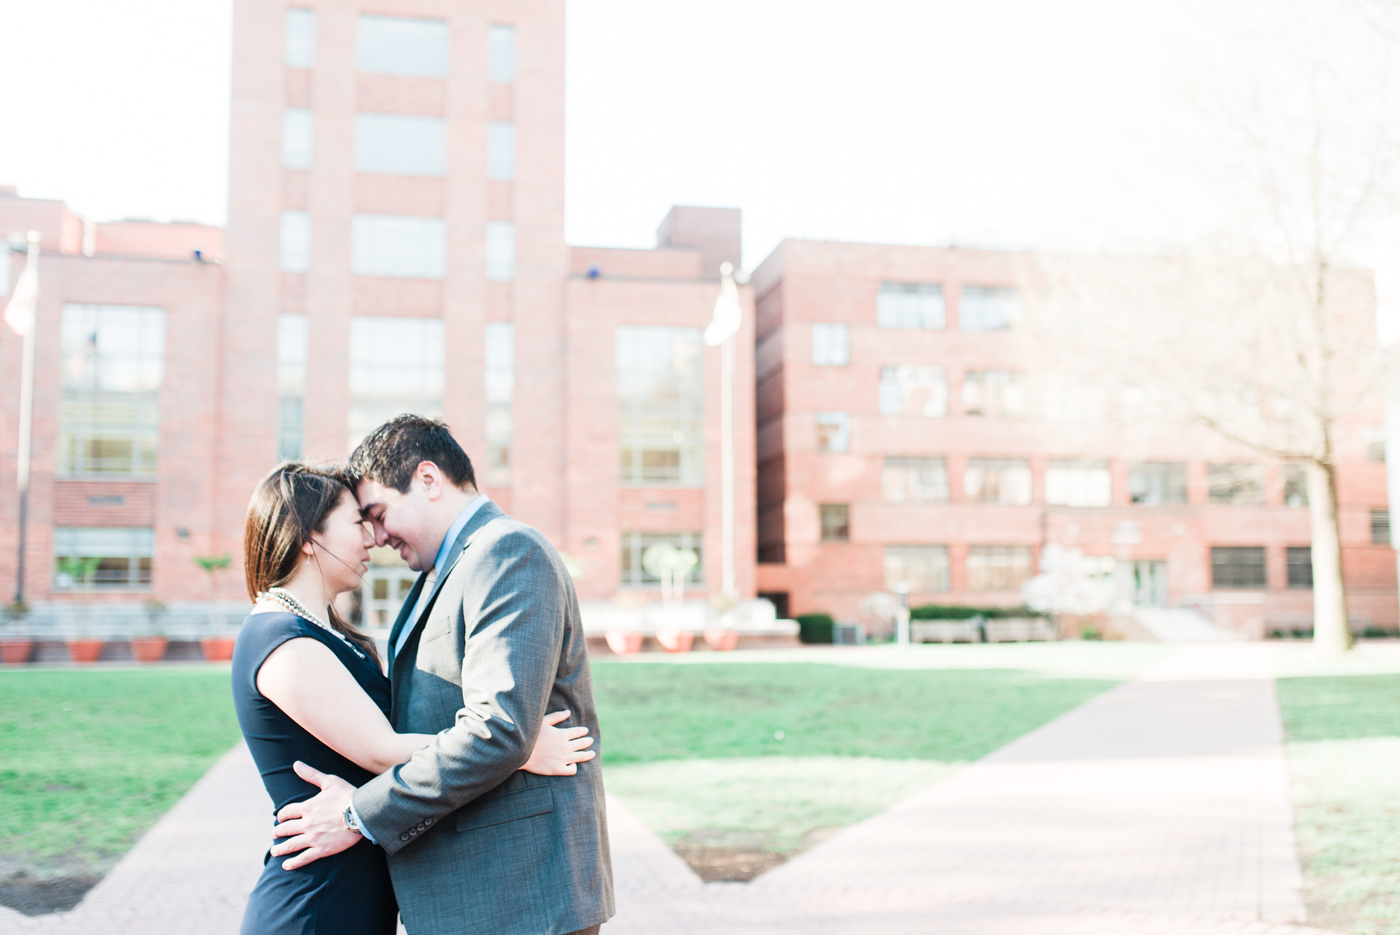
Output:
left=751, top=240, right=1395, bottom=634
left=0, top=0, right=1392, bottom=639
left=0, top=0, right=758, bottom=635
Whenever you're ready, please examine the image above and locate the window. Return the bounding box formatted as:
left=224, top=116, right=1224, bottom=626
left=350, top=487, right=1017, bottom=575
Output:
left=487, top=122, right=515, bottom=181
left=1130, top=462, right=1187, bottom=505
left=965, top=458, right=1032, bottom=505
left=53, top=527, right=153, bottom=590
left=1366, top=428, right=1386, bottom=463
left=819, top=504, right=850, bottom=542
left=959, top=286, right=1021, bottom=331
left=351, top=215, right=446, bottom=279
left=58, top=305, right=164, bottom=476
left=1211, top=546, right=1267, bottom=588
left=620, top=531, right=702, bottom=588
left=283, top=109, right=314, bottom=169
left=1045, top=461, right=1111, bottom=507
left=484, top=323, right=514, bottom=485
left=354, top=114, right=447, bottom=176
left=485, top=222, right=515, bottom=281
left=489, top=25, right=516, bottom=82
left=967, top=546, right=1033, bottom=591
left=1286, top=547, right=1313, bottom=589
left=877, top=282, right=945, bottom=330
left=879, top=365, right=947, bottom=417
left=348, top=317, right=445, bottom=451
left=1376, top=509, right=1393, bottom=546
left=1283, top=465, right=1308, bottom=507
left=285, top=9, right=315, bottom=68
left=357, top=15, right=448, bottom=78
left=884, top=545, right=950, bottom=593
left=882, top=457, right=949, bottom=503
left=962, top=370, right=1027, bottom=417
left=277, top=315, right=308, bottom=461
left=1208, top=463, right=1264, bottom=505
left=811, top=323, right=849, bottom=366
left=815, top=411, right=850, bottom=453
left=617, top=326, right=704, bottom=485
left=280, top=210, right=311, bottom=272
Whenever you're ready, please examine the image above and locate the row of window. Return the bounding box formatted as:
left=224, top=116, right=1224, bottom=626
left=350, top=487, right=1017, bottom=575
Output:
left=280, top=213, right=514, bottom=281
left=38, top=525, right=1362, bottom=596
left=816, top=458, right=1349, bottom=510
left=64, top=308, right=699, bottom=491
left=870, top=284, right=1021, bottom=334
left=284, top=111, right=515, bottom=181
left=285, top=10, right=516, bottom=83
left=51, top=526, right=693, bottom=592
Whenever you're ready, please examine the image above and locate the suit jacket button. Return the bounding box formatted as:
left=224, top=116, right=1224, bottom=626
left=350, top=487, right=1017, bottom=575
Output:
left=424, top=818, right=433, bottom=826
left=400, top=833, right=410, bottom=841
left=417, top=822, right=426, bottom=830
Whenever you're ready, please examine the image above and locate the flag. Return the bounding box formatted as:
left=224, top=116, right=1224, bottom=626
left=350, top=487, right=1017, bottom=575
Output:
left=4, top=251, right=37, bottom=337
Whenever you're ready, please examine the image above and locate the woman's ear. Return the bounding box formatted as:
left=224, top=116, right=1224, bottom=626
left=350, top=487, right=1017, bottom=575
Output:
left=301, top=540, right=315, bottom=557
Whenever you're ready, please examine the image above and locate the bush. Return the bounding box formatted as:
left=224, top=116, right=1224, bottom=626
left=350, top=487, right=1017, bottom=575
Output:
left=909, top=604, right=1047, bottom=620
left=796, top=613, right=835, bottom=644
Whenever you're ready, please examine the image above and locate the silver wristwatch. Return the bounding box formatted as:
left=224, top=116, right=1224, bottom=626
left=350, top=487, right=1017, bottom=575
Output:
left=343, top=804, right=362, bottom=835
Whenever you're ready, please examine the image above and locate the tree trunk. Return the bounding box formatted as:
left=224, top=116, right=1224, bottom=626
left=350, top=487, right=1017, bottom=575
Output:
left=1307, top=461, right=1351, bottom=654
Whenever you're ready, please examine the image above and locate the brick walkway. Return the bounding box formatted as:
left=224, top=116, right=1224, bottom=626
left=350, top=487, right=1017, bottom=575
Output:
left=1, top=644, right=1341, bottom=934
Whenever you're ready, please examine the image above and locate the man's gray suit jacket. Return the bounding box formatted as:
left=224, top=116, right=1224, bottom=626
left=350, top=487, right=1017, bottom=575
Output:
left=352, top=501, right=614, bottom=935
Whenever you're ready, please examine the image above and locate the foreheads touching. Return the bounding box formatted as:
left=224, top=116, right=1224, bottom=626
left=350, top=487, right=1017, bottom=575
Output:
left=345, top=415, right=478, bottom=572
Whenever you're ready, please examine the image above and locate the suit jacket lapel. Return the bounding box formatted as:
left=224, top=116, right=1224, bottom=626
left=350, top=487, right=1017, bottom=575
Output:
left=389, top=501, right=505, bottom=682
left=386, top=572, right=427, bottom=673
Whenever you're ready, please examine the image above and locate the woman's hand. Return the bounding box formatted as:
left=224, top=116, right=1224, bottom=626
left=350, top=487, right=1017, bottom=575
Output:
left=522, top=710, right=596, bottom=776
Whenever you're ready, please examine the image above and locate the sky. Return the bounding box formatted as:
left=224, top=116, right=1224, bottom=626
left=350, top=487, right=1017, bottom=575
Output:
left=0, top=0, right=1391, bottom=284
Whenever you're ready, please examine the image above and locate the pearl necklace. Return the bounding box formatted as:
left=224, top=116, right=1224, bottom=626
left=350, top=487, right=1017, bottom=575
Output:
left=258, top=587, right=366, bottom=660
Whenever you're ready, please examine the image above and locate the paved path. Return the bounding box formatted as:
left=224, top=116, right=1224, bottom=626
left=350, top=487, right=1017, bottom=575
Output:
left=1, top=644, right=1341, bottom=934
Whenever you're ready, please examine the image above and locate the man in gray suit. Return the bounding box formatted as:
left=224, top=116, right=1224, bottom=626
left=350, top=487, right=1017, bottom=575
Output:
left=270, top=416, right=614, bottom=935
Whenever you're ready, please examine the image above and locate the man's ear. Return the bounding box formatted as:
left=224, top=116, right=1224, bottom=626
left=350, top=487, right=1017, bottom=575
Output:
left=416, top=460, right=444, bottom=501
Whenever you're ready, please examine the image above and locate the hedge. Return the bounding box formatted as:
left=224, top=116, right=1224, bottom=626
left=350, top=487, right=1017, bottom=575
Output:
left=909, top=604, right=1048, bottom=620
left=795, top=612, right=835, bottom=644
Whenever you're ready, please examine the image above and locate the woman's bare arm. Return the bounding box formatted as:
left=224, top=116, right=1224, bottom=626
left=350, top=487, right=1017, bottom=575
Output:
left=257, top=638, right=594, bottom=775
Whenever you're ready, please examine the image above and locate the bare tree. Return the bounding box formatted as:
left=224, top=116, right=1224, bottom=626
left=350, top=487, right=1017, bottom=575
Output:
left=1030, top=0, right=1399, bottom=653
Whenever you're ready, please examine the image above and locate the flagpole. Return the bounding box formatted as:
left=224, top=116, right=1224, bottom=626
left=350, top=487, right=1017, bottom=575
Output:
left=11, top=232, right=40, bottom=604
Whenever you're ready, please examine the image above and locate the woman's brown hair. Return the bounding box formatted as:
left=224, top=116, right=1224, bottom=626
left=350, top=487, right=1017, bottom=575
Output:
left=244, top=462, right=380, bottom=665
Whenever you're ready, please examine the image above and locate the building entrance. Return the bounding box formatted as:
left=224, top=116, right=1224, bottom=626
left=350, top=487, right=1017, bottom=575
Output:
left=1124, top=560, right=1168, bottom=607
left=361, top=552, right=419, bottom=631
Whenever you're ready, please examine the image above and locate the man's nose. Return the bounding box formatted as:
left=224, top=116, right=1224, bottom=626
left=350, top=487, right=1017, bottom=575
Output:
left=375, top=526, right=389, bottom=547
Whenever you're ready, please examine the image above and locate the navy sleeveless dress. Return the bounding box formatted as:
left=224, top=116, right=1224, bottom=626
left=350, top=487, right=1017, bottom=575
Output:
left=231, top=610, right=399, bottom=935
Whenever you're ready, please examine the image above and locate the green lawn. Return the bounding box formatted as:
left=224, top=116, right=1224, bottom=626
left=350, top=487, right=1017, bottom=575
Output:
left=592, top=661, right=1117, bottom=764
left=593, top=660, right=1117, bottom=878
left=0, top=668, right=240, bottom=894
left=1278, top=674, right=1400, bottom=935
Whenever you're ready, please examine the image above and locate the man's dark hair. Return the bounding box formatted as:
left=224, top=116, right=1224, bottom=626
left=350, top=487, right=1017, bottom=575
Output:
left=345, top=415, right=476, bottom=493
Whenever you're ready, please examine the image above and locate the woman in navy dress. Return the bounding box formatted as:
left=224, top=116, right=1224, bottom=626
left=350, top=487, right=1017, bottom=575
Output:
left=233, top=464, right=594, bottom=935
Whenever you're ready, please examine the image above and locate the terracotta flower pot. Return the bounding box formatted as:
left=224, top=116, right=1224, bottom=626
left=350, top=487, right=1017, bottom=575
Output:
left=200, top=636, right=237, bottom=662
left=66, top=639, right=105, bottom=664
left=656, top=629, right=693, bottom=653
left=604, top=630, right=644, bottom=656
left=0, top=640, right=34, bottom=665
left=129, top=636, right=169, bottom=664
left=704, top=629, right=740, bottom=651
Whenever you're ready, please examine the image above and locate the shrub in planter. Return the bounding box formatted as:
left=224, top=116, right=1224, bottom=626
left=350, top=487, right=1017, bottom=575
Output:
left=1, top=599, right=33, bottom=664
left=200, top=636, right=237, bottom=662
left=796, top=613, right=835, bottom=644
left=130, top=636, right=169, bottom=663
left=66, top=639, right=105, bottom=664
left=703, top=628, right=739, bottom=651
